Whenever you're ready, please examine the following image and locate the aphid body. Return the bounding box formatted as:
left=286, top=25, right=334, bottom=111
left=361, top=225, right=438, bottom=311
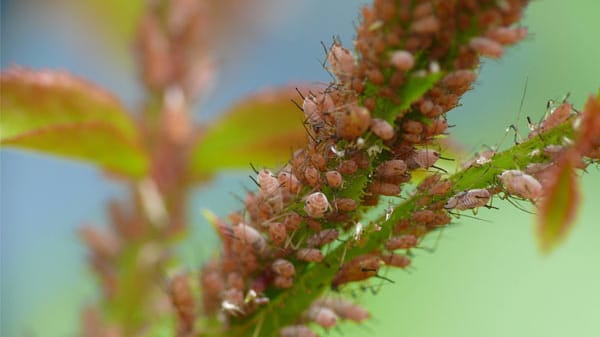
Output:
left=498, top=169, right=543, bottom=200
left=444, top=189, right=491, bottom=211
left=304, top=192, right=331, bottom=218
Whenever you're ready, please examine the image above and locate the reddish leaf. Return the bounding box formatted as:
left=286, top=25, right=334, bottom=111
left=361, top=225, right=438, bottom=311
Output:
left=190, top=86, right=307, bottom=178
left=1, top=67, right=148, bottom=178
left=537, top=154, right=580, bottom=253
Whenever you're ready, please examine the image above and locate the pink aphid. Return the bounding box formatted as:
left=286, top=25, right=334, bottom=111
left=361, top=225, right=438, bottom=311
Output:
left=232, top=223, right=269, bottom=255
left=268, top=222, right=287, bottom=246
left=315, top=298, right=370, bottom=323
left=303, top=93, right=335, bottom=124
left=307, top=305, right=338, bottom=329
left=280, top=325, right=317, bottom=337
left=390, top=50, right=415, bottom=71
left=381, top=253, right=411, bottom=268
left=328, top=43, right=355, bottom=81
left=408, top=149, right=441, bottom=169
left=296, top=248, right=324, bottom=263
left=325, top=170, right=343, bottom=189
left=304, top=192, right=330, bottom=218
left=272, top=259, right=295, bottom=277
left=444, top=189, right=491, bottom=211
left=375, top=159, right=407, bottom=178
left=469, top=37, right=504, bottom=58
left=385, top=234, right=419, bottom=250
left=370, top=118, right=396, bottom=140
left=486, top=26, right=528, bottom=45
left=539, top=101, right=574, bottom=132
left=410, top=15, right=440, bottom=33
left=306, top=229, right=339, bottom=247
left=278, top=171, right=301, bottom=194
left=258, top=169, right=280, bottom=196
left=499, top=170, right=543, bottom=200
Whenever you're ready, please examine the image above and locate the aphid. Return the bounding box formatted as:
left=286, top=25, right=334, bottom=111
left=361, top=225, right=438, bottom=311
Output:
left=296, top=248, right=324, bottom=262
left=381, top=253, right=411, bottom=268
left=444, top=189, right=491, bottom=211
left=441, top=70, right=477, bottom=89
left=302, top=92, right=335, bottom=124
left=169, top=274, right=195, bottom=334
left=417, top=173, right=441, bottom=192
left=274, top=275, right=294, bottom=289
left=283, top=212, right=302, bottom=231
left=231, top=223, right=269, bottom=256
left=338, top=159, right=358, bottom=175
left=315, top=298, right=369, bottom=323
left=486, top=26, right=528, bottom=45
left=375, top=159, right=407, bottom=178
left=412, top=210, right=436, bottom=224
left=303, top=165, right=321, bottom=187
left=328, top=43, right=355, bottom=82
left=200, top=262, right=224, bottom=314
left=325, top=170, right=343, bottom=188
left=268, top=222, right=287, bottom=246
left=385, top=234, right=419, bottom=250
left=335, top=105, right=371, bottom=140
left=425, top=118, right=449, bottom=138
left=307, top=229, right=339, bottom=247
left=407, top=149, right=441, bottom=169
left=307, top=305, right=338, bottom=328
left=280, top=325, right=317, bottom=337
left=278, top=171, right=301, bottom=194
left=537, top=100, right=574, bottom=134
left=334, top=198, right=357, bottom=212
left=272, top=259, right=295, bottom=277
left=332, top=254, right=382, bottom=288
left=430, top=180, right=453, bottom=195
left=309, top=151, right=327, bottom=171
left=469, top=37, right=503, bottom=58
left=390, top=50, right=415, bottom=71
left=410, top=15, right=440, bottom=33
left=368, top=181, right=401, bottom=196
left=257, top=169, right=279, bottom=196
left=304, top=192, right=331, bottom=218
left=370, top=118, right=396, bottom=140
left=498, top=169, right=544, bottom=200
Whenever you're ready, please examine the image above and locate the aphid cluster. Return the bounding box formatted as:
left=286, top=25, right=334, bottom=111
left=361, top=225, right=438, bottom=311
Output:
left=194, top=0, right=532, bottom=335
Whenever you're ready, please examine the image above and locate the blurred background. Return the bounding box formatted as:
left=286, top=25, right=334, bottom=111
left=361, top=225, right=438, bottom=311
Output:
left=1, top=0, right=599, bottom=336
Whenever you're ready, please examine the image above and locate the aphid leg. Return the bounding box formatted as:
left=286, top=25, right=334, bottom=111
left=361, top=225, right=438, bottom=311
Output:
left=431, top=165, right=448, bottom=173
left=249, top=162, right=260, bottom=174
left=248, top=175, right=260, bottom=188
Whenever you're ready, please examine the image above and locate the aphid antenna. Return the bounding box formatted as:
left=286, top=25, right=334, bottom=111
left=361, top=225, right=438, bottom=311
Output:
left=295, top=87, right=306, bottom=100
left=290, top=98, right=304, bottom=112
left=249, top=162, right=260, bottom=174
left=438, top=155, right=455, bottom=161
left=248, top=175, right=260, bottom=188
left=431, top=165, right=448, bottom=173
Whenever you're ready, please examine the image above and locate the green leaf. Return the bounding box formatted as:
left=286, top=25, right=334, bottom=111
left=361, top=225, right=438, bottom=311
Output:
left=190, top=87, right=307, bottom=177
left=537, top=157, right=580, bottom=253
left=1, top=67, right=148, bottom=178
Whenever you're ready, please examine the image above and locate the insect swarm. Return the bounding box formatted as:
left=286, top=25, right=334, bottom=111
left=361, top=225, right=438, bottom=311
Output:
left=5, top=0, right=598, bottom=336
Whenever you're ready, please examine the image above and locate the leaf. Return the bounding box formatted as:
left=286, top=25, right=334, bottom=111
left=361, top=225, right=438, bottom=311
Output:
left=1, top=67, right=148, bottom=178
left=537, top=156, right=580, bottom=253
left=190, top=87, right=307, bottom=177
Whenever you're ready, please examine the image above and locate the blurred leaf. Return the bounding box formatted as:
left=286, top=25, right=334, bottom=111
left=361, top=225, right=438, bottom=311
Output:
left=1, top=67, right=148, bottom=178
left=190, top=87, right=307, bottom=178
left=537, top=157, right=579, bottom=253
